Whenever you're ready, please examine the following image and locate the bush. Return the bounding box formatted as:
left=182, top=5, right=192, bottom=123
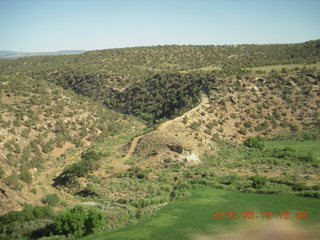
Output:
left=0, top=166, right=4, bottom=180
left=55, top=150, right=103, bottom=186
left=295, top=191, right=320, bottom=198
left=127, top=166, right=148, bottom=179
left=85, top=208, right=105, bottom=234
left=190, top=122, right=201, bottom=131
left=78, top=184, right=101, bottom=197
left=218, top=175, right=238, bottom=185
left=54, top=205, right=104, bottom=238
left=5, top=171, right=22, bottom=190
left=54, top=205, right=86, bottom=238
left=244, top=137, right=264, bottom=150
left=19, top=167, right=33, bottom=184
left=250, top=175, right=267, bottom=189
left=43, top=193, right=60, bottom=207
left=0, top=204, right=53, bottom=230
left=297, top=153, right=315, bottom=163
left=271, top=148, right=316, bottom=163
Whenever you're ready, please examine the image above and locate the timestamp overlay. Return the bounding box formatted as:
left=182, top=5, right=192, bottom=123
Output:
left=211, top=210, right=311, bottom=220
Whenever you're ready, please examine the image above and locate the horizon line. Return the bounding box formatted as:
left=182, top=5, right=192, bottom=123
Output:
left=1, top=38, right=319, bottom=53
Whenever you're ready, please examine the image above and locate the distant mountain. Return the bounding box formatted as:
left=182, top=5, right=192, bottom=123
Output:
left=0, top=51, right=17, bottom=55
left=0, top=50, right=87, bottom=59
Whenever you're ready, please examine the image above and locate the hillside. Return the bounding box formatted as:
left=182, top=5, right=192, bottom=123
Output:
left=0, top=75, right=144, bottom=214
left=0, top=41, right=319, bottom=239
left=1, top=40, right=319, bottom=123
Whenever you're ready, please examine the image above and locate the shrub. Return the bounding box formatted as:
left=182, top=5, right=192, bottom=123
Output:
left=54, top=205, right=86, bottom=238
left=207, top=120, right=218, bottom=129
left=43, top=193, right=60, bottom=207
left=0, top=166, right=4, bottom=180
left=54, top=206, right=104, bottom=238
left=59, top=150, right=102, bottom=183
left=0, top=204, right=53, bottom=230
left=244, top=137, right=264, bottom=150
left=190, top=122, right=201, bottom=131
left=297, top=153, right=315, bottom=163
left=5, top=171, right=22, bottom=190
left=78, top=184, right=101, bottom=197
left=271, top=148, right=316, bottom=163
left=127, top=166, right=148, bottom=179
left=85, top=208, right=105, bottom=234
left=19, top=167, right=33, bottom=185
left=295, top=191, right=320, bottom=199
left=238, top=128, right=247, bottom=135
left=218, top=175, right=238, bottom=185
left=250, top=175, right=267, bottom=189
left=42, top=143, right=54, bottom=153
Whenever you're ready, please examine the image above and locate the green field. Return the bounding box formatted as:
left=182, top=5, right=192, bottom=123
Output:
left=264, top=140, right=320, bottom=158
left=86, top=188, right=320, bottom=240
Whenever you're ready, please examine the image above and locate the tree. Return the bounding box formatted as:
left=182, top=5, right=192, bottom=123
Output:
left=244, top=137, right=264, bottom=150
left=54, top=205, right=86, bottom=238
left=85, top=208, right=105, bottom=234
left=54, top=205, right=105, bottom=237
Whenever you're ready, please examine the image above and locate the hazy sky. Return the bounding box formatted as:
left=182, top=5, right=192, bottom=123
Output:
left=0, top=0, right=319, bottom=52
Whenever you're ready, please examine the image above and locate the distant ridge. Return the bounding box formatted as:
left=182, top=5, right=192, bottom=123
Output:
left=0, top=50, right=87, bottom=59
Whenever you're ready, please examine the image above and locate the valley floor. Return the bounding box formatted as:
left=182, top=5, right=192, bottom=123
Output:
left=85, top=187, right=320, bottom=240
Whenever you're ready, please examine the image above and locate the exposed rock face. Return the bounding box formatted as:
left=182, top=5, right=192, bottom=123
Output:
left=180, top=150, right=202, bottom=165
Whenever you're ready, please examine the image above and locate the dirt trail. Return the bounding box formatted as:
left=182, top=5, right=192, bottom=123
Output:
left=123, top=135, right=144, bottom=161
left=157, top=93, right=209, bottom=131
left=116, top=93, right=209, bottom=169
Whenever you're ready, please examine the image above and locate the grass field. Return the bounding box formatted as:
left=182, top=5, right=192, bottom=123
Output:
left=264, top=140, right=320, bottom=158
left=85, top=188, right=320, bottom=240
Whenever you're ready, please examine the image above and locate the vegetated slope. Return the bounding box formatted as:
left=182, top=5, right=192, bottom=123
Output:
left=0, top=40, right=319, bottom=124
left=131, top=67, right=319, bottom=168
left=182, top=68, right=319, bottom=141
left=0, top=41, right=320, bottom=239
left=0, top=74, right=144, bottom=214
left=1, top=40, right=319, bottom=81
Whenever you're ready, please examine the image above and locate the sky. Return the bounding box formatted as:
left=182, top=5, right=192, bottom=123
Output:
left=0, top=0, right=319, bottom=52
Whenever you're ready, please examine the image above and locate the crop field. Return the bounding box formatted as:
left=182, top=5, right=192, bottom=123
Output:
left=86, top=188, right=320, bottom=240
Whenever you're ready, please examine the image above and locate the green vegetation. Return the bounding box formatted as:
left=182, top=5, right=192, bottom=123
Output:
left=42, top=193, right=60, bottom=207
left=250, top=175, right=267, bottom=189
left=54, top=205, right=105, bottom=238
left=0, top=74, right=142, bottom=193
left=244, top=137, right=264, bottom=150
left=54, top=150, right=103, bottom=187
left=0, top=204, right=53, bottom=240
left=0, top=41, right=319, bottom=239
left=1, top=40, right=320, bottom=124
left=85, top=188, right=320, bottom=240
left=1, top=40, right=319, bottom=80
left=0, top=204, right=104, bottom=240
left=246, top=62, right=320, bottom=73
left=264, top=140, right=320, bottom=158
left=109, top=72, right=214, bottom=123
